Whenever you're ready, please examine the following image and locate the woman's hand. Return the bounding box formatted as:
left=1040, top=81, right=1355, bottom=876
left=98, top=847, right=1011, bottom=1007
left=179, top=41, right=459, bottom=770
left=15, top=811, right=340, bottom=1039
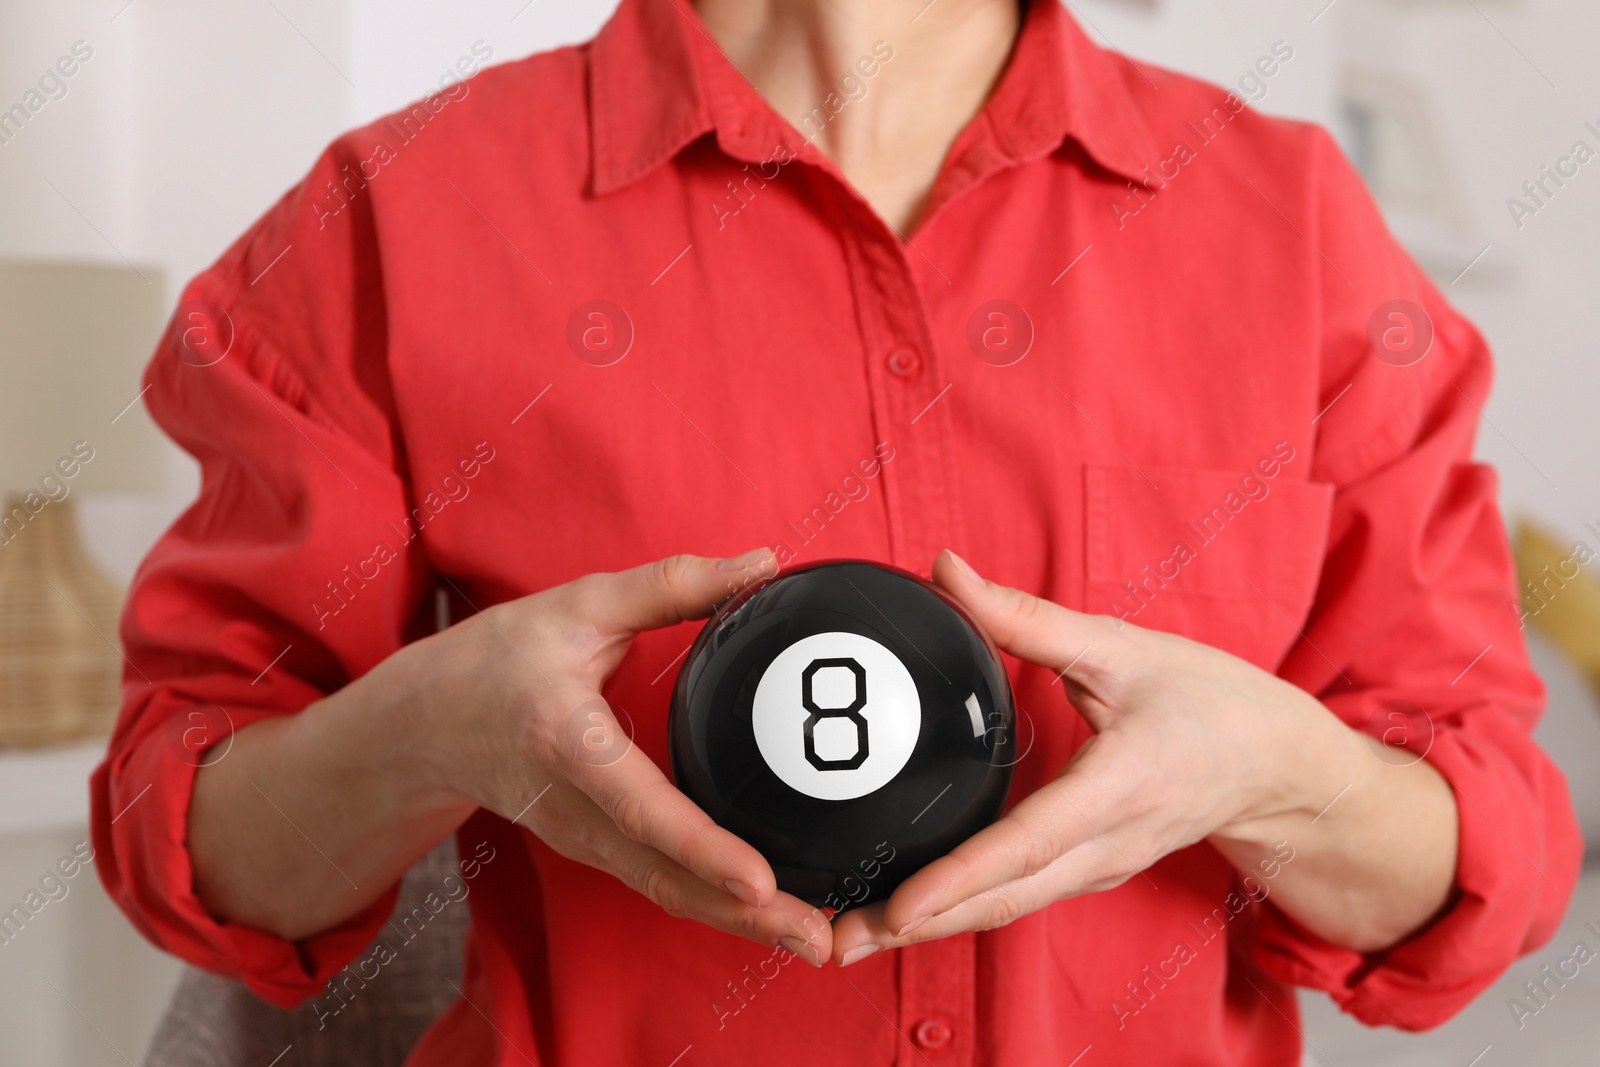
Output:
left=418, top=549, right=832, bottom=962
left=828, top=550, right=1458, bottom=966
left=194, top=550, right=833, bottom=965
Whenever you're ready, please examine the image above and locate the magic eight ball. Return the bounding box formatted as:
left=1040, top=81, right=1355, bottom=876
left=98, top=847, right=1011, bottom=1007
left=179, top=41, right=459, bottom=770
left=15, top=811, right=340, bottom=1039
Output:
left=668, top=560, right=1016, bottom=911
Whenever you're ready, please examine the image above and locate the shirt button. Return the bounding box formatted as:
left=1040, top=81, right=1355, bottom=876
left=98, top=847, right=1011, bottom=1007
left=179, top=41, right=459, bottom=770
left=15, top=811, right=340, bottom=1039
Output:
left=887, top=347, right=921, bottom=378
left=912, top=1017, right=952, bottom=1051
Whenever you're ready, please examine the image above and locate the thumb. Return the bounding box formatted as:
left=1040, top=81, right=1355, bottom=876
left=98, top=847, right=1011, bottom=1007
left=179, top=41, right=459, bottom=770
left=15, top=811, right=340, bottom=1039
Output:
left=592, top=549, right=776, bottom=634
left=933, top=550, right=1123, bottom=686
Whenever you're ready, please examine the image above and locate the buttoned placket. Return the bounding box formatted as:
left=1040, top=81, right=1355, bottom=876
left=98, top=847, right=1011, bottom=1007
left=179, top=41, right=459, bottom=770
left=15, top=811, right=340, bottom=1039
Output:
left=697, top=36, right=1063, bottom=1063
left=793, top=154, right=981, bottom=1067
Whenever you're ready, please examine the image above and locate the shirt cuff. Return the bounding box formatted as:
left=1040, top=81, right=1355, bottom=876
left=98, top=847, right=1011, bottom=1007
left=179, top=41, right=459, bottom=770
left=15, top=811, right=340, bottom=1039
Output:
left=1254, top=723, right=1580, bottom=1030
left=90, top=699, right=401, bottom=1009
left=1251, top=720, right=1582, bottom=1030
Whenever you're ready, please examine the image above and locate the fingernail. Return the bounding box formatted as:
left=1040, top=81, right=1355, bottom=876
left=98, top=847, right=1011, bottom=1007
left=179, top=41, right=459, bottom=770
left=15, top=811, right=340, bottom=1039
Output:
left=944, top=551, right=981, bottom=584
left=895, top=914, right=930, bottom=937
left=718, top=548, right=771, bottom=572
left=724, top=879, right=760, bottom=907
left=839, top=944, right=880, bottom=968
left=780, top=936, right=823, bottom=967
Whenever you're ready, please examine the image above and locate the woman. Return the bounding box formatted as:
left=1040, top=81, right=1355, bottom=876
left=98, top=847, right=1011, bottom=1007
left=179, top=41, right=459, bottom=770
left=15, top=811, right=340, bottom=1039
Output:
left=92, top=0, right=1580, bottom=1063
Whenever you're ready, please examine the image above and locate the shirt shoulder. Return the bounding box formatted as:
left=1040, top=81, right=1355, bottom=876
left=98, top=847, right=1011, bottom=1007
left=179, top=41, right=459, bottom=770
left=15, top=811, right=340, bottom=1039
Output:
left=164, top=42, right=596, bottom=413
left=1121, top=53, right=1333, bottom=192
left=197, top=40, right=593, bottom=294
left=1107, top=53, right=1464, bottom=485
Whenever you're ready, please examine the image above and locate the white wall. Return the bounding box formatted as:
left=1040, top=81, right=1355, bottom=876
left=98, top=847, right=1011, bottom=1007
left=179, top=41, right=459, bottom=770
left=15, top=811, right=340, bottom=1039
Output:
left=1, top=1, right=622, bottom=586
left=1081, top=0, right=1600, bottom=1057
left=20, top=0, right=1594, bottom=615
left=0, top=4, right=623, bottom=1061
left=1077, top=0, right=1341, bottom=127
left=347, top=0, right=612, bottom=123
left=1084, top=0, right=1600, bottom=554
left=1082, top=0, right=1600, bottom=837
left=1338, top=0, right=1600, bottom=553
left=0, top=826, right=178, bottom=1067
left=2, top=0, right=1596, bottom=1062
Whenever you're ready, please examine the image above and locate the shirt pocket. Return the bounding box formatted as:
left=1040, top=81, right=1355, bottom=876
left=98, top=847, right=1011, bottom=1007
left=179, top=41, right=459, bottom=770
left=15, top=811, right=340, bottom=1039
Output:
left=1084, top=465, right=1335, bottom=669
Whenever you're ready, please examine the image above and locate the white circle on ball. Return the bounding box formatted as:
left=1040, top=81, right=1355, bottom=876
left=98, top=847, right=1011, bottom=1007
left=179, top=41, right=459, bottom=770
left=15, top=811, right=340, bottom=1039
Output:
left=751, top=631, right=921, bottom=801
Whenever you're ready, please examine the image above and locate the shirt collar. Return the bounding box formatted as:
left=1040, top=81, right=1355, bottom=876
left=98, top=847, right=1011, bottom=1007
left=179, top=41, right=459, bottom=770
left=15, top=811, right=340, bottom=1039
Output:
left=587, top=0, right=1160, bottom=197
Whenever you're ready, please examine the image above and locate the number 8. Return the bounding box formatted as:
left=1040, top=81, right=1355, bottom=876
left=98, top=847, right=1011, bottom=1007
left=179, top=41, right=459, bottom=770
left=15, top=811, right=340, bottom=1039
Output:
left=801, top=658, right=869, bottom=771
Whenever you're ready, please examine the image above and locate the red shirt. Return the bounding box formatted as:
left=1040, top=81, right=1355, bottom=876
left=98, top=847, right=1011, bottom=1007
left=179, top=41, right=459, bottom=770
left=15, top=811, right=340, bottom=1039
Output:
left=92, top=1, right=1581, bottom=1063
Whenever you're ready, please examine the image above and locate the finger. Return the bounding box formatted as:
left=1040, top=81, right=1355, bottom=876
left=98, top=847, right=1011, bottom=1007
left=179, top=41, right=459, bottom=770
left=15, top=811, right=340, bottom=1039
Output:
left=502, top=780, right=613, bottom=869
left=877, top=764, right=1120, bottom=936
left=618, top=857, right=833, bottom=965
left=933, top=550, right=1126, bottom=685
left=832, top=842, right=1138, bottom=962
left=583, top=550, right=776, bottom=634
left=564, top=724, right=780, bottom=907
left=536, top=786, right=831, bottom=962
left=833, top=882, right=1039, bottom=961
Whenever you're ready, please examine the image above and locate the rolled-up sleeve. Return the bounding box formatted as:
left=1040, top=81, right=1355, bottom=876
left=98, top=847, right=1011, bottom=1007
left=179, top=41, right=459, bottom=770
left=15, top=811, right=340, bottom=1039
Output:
left=88, top=135, right=434, bottom=1008
left=1251, top=129, right=1583, bottom=1030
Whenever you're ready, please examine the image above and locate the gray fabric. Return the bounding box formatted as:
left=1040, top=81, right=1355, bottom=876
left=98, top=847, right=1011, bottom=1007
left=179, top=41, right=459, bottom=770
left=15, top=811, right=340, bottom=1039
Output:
left=142, top=839, right=468, bottom=1067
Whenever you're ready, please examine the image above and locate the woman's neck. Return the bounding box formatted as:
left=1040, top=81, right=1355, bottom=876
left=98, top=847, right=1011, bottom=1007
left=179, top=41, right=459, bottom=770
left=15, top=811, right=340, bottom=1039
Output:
left=694, top=0, right=1023, bottom=233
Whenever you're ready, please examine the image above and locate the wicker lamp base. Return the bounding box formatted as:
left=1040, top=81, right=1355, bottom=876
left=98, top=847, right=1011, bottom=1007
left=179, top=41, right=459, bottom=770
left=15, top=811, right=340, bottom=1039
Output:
left=0, top=495, right=123, bottom=747
left=1515, top=518, right=1600, bottom=703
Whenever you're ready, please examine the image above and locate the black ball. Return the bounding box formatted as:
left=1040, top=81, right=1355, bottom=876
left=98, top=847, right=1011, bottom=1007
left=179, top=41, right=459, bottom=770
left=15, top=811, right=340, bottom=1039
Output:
left=669, top=560, right=1016, bottom=911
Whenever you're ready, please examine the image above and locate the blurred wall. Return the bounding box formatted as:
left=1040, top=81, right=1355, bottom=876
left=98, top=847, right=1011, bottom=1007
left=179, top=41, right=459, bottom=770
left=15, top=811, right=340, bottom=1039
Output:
left=1087, top=0, right=1600, bottom=555
left=0, top=5, right=619, bottom=1062
left=1, top=1, right=1595, bottom=1063
left=8, top=0, right=1595, bottom=627
left=1085, top=0, right=1600, bottom=843
left=0, top=0, right=617, bottom=586
left=10, top=0, right=1595, bottom=606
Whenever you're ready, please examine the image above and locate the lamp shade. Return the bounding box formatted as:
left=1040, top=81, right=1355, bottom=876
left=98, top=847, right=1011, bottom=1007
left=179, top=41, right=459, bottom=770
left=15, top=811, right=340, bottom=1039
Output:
left=0, top=261, right=168, bottom=495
